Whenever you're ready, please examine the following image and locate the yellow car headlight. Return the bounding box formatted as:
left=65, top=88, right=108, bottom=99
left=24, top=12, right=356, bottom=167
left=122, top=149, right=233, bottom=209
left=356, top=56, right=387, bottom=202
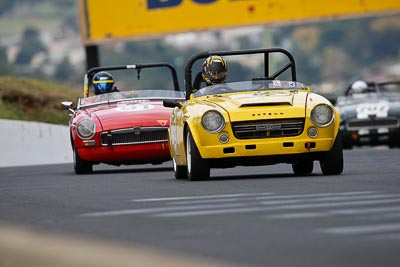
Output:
left=310, top=104, right=334, bottom=127
left=201, top=110, right=225, bottom=133
left=76, top=119, right=96, bottom=139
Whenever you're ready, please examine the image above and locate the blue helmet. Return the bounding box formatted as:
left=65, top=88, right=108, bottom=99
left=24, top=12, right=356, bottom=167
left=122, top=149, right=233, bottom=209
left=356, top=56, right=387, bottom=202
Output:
left=92, top=71, right=114, bottom=95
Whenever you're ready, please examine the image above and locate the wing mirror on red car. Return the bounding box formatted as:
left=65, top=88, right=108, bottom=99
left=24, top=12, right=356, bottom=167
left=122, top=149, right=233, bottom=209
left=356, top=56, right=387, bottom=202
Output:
left=61, top=101, right=75, bottom=115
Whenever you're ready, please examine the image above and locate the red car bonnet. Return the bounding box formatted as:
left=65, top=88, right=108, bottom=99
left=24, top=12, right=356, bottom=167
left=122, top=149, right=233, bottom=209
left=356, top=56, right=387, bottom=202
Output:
left=82, top=100, right=171, bottom=131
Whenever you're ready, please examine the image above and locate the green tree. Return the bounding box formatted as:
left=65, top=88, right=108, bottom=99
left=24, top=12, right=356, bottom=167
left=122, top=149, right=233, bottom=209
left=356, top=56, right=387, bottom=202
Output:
left=369, top=17, right=400, bottom=61
left=0, top=0, right=14, bottom=15
left=53, top=56, right=75, bottom=81
left=0, top=46, right=12, bottom=75
left=15, top=27, right=47, bottom=65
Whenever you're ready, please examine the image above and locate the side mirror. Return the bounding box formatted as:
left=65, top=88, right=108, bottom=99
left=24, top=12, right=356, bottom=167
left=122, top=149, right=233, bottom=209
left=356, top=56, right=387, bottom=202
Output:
left=61, top=101, right=73, bottom=109
left=163, top=99, right=182, bottom=108
left=61, top=101, right=75, bottom=114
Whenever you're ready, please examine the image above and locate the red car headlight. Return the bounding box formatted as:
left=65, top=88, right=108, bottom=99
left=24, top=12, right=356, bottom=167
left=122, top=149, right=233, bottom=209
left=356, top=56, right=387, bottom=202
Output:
left=76, top=119, right=96, bottom=139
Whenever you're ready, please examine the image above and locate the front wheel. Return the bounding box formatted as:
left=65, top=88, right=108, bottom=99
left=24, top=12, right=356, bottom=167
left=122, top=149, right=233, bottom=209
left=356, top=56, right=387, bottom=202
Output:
left=73, top=147, right=93, bottom=174
left=388, top=134, right=400, bottom=148
left=292, top=159, right=314, bottom=176
left=173, top=157, right=188, bottom=180
left=186, top=130, right=210, bottom=181
left=320, top=131, right=344, bottom=175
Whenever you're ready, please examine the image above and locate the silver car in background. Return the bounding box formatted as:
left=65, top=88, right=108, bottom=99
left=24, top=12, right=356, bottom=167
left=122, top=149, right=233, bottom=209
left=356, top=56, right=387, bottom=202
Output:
left=336, top=81, right=400, bottom=149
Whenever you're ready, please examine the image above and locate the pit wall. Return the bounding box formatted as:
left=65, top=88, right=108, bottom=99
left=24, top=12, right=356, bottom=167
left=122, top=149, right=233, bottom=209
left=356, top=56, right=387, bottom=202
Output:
left=0, top=119, right=72, bottom=167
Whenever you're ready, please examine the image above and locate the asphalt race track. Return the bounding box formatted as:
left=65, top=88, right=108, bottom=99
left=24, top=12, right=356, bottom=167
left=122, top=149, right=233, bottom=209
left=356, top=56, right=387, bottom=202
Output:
left=1, top=147, right=400, bottom=267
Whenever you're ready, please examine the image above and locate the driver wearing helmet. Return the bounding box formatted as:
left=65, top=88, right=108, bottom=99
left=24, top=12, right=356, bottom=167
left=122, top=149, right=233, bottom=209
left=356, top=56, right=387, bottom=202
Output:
left=92, top=71, right=118, bottom=95
left=349, top=80, right=368, bottom=95
left=202, top=55, right=228, bottom=85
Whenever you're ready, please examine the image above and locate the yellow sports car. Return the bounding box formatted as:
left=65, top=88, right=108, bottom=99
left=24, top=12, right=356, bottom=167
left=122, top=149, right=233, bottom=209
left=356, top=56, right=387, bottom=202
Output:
left=163, top=48, right=343, bottom=180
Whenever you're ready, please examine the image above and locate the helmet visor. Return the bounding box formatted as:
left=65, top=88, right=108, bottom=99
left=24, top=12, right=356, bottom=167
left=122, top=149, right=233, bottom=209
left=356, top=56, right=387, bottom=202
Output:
left=210, top=71, right=227, bottom=80
left=93, top=80, right=114, bottom=93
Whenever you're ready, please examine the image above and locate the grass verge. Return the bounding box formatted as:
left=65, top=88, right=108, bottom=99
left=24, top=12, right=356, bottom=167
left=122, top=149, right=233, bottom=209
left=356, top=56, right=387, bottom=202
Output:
left=0, top=76, right=82, bottom=125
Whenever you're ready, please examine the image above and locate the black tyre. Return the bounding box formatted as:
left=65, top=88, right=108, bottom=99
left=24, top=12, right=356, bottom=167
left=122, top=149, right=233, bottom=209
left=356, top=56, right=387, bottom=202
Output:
left=73, top=147, right=93, bottom=174
left=173, top=157, right=188, bottom=180
left=186, top=130, right=210, bottom=181
left=292, top=159, right=314, bottom=176
left=388, top=134, right=400, bottom=148
left=320, top=131, right=344, bottom=175
left=341, top=131, right=353, bottom=149
left=342, top=140, right=353, bottom=150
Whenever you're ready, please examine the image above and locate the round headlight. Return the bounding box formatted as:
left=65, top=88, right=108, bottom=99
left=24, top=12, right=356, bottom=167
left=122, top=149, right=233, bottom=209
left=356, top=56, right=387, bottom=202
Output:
left=201, top=110, right=225, bottom=133
left=310, top=104, right=334, bottom=127
left=76, top=119, right=96, bottom=139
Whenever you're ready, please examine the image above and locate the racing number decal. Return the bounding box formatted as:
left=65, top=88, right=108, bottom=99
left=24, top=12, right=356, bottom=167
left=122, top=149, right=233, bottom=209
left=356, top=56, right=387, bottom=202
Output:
left=356, top=101, right=389, bottom=119
left=115, top=104, right=155, bottom=112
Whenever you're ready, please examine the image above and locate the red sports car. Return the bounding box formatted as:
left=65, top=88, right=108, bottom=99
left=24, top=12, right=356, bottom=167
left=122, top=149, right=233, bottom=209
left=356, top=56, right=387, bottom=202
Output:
left=61, top=63, right=184, bottom=174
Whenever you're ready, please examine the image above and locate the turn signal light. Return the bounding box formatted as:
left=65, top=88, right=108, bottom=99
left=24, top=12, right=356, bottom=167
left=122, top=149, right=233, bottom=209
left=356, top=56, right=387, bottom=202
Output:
left=83, top=140, right=96, bottom=147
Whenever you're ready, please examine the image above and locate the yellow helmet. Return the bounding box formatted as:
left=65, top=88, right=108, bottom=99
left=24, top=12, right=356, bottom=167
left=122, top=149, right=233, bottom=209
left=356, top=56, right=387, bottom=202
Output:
left=202, top=55, right=228, bottom=85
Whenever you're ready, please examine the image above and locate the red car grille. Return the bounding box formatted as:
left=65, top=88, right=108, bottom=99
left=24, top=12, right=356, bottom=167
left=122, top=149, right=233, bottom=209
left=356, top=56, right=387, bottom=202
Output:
left=100, top=127, right=168, bottom=146
left=346, top=117, right=399, bottom=130
left=232, top=118, right=304, bottom=139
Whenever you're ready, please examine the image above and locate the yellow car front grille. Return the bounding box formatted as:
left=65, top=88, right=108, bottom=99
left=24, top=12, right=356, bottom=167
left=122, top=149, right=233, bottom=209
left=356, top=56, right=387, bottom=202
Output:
left=232, top=118, right=304, bottom=139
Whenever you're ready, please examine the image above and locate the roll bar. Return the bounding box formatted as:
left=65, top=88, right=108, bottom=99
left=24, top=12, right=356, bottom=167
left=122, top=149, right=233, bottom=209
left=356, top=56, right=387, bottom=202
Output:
left=184, top=48, right=297, bottom=100
left=83, top=63, right=180, bottom=97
